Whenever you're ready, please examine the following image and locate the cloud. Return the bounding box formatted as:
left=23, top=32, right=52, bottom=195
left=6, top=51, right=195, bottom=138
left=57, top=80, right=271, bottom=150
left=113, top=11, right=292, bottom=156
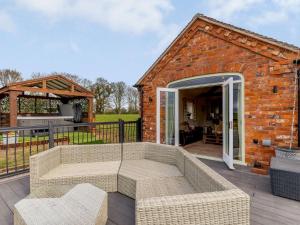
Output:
left=203, top=0, right=263, bottom=21
left=0, top=11, right=16, bottom=33
left=15, top=0, right=174, bottom=34
left=152, top=23, right=181, bottom=55
left=250, top=10, right=288, bottom=25
left=202, top=0, right=300, bottom=26
left=249, top=0, right=300, bottom=25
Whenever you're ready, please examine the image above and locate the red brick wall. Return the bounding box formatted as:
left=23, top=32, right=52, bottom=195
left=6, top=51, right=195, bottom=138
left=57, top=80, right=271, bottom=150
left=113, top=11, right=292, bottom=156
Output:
left=139, top=19, right=298, bottom=165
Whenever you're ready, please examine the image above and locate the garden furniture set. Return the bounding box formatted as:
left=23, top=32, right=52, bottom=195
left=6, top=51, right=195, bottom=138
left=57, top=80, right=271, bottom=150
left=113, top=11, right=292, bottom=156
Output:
left=14, top=142, right=250, bottom=225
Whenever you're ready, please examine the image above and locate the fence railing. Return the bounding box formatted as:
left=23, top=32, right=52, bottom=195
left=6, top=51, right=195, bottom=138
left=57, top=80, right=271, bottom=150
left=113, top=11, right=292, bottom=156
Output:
left=0, top=119, right=142, bottom=178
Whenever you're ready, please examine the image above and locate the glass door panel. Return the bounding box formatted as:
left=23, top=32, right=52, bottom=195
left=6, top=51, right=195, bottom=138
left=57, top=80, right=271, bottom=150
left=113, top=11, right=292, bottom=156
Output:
left=233, top=82, right=242, bottom=160
left=223, top=78, right=234, bottom=169
left=156, top=88, right=179, bottom=146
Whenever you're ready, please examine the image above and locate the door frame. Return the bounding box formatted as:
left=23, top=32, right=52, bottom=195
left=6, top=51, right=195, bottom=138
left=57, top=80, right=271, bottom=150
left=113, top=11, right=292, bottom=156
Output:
left=167, top=73, right=246, bottom=165
left=156, top=87, right=179, bottom=146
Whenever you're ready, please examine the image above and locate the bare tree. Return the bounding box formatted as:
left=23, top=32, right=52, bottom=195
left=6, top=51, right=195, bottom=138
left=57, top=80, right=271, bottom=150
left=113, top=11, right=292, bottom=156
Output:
left=0, top=69, right=22, bottom=87
left=81, top=78, right=93, bottom=90
left=127, top=86, right=139, bottom=113
left=110, top=81, right=126, bottom=114
left=91, top=78, right=112, bottom=113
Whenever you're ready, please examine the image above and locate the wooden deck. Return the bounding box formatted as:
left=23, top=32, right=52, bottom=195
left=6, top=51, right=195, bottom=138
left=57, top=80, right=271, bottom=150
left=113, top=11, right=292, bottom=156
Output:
left=0, top=159, right=299, bottom=225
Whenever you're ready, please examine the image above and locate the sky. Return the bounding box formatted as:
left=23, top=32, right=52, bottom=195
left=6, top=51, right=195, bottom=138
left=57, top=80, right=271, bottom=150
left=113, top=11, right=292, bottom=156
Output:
left=0, top=0, right=300, bottom=85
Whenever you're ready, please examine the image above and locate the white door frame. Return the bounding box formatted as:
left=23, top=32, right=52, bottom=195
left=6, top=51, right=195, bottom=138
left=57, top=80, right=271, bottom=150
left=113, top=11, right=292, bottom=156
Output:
left=223, top=77, right=234, bottom=169
left=156, top=87, right=179, bottom=146
left=166, top=73, right=246, bottom=165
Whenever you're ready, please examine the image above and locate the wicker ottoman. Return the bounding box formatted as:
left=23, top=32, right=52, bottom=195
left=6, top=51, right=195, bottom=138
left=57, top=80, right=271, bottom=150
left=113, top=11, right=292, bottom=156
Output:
left=14, top=183, right=108, bottom=225
left=270, top=157, right=300, bottom=201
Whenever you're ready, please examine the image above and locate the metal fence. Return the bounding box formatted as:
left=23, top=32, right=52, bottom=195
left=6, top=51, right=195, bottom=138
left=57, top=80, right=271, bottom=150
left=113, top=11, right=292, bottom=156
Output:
left=0, top=119, right=142, bottom=178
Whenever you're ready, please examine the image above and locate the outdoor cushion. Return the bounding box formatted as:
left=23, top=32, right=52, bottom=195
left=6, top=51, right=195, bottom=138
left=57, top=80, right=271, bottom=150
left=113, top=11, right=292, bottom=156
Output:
left=40, top=161, right=120, bottom=192
left=136, top=176, right=196, bottom=199
left=14, top=183, right=108, bottom=225
left=118, top=159, right=182, bottom=199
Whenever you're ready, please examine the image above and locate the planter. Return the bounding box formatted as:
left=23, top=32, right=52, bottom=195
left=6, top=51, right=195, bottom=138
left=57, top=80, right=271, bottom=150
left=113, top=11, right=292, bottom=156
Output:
left=275, top=147, right=300, bottom=160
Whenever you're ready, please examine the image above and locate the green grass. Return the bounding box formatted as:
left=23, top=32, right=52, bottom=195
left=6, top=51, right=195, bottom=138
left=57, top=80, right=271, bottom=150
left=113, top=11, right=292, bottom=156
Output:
left=95, top=114, right=139, bottom=122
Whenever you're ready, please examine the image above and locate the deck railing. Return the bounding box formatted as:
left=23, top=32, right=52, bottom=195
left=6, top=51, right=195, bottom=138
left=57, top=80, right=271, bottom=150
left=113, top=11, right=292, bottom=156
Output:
left=0, top=119, right=142, bottom=178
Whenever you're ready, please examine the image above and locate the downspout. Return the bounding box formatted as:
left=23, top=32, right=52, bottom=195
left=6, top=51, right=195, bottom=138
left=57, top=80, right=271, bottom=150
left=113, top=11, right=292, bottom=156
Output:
left=134, top=84, right=144, bottom=141
left=293, top=59, right=300, bottom=147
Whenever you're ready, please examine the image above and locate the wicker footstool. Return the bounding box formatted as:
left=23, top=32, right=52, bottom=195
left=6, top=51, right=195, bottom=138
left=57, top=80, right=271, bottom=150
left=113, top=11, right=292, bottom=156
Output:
left=270, top=157, right=300, bottom=201
left=14, top=183, right=108, bottom=225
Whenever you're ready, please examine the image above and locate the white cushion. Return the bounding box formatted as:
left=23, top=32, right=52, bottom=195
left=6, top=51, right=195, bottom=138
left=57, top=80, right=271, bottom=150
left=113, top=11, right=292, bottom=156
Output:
left=14, top=183, right=107, bottom=225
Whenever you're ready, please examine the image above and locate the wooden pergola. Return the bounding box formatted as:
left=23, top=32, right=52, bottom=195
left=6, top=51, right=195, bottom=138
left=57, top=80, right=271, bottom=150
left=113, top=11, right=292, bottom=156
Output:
left=0, top=75, right=94, bottom=127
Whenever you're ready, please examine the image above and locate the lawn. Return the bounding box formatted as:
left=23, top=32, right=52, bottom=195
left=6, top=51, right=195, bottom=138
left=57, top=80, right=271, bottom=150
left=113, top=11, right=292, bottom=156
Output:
left=95, top=114, right=140, bottom=122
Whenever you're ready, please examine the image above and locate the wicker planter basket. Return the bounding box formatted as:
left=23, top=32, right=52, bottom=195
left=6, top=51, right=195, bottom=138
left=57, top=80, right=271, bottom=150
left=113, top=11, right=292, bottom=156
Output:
left=275, top=147, right=300, bottom=160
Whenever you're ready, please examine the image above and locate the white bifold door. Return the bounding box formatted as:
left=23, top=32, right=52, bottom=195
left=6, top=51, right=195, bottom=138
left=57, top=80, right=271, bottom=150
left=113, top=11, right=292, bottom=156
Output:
left=156, top=88, right=179, bottom=146
left=223, top=78, right=234, bottom=169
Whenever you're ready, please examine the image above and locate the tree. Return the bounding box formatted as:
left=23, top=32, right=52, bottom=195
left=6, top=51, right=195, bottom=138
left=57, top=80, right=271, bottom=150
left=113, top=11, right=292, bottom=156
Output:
left=0, top=69, right=22, bottom=87
left=127, top=86, right=139, bottom=113
left=81, top=78, right=93, bottom=90
left=110, top=81, right=126, bottom=114
left=91, top=78, right=112, bottom=113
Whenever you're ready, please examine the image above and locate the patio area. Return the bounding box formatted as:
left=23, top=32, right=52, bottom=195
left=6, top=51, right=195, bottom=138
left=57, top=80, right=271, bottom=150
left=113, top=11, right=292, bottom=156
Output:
left=0, top=159, right=299, bottom=225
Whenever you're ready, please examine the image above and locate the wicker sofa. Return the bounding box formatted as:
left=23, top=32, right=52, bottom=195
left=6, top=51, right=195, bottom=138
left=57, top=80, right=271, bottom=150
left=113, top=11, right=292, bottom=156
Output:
left=29, top=142, right=250, bottom=225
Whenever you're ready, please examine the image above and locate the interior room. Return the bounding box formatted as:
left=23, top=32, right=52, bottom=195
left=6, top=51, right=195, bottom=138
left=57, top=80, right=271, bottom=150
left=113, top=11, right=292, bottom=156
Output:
left=179, top=86, right=223, bottom=158
left=179, top=85, right=242, bottom=160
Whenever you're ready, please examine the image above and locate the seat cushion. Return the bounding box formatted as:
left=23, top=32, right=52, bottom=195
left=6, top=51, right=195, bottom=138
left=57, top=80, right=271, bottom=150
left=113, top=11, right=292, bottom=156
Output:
left=39, top=161, right=121, bottom=192
left=119, top=159, right=182, bottom=180
left=14, top=183, right=107, bottom=225
left=136, top=176, right=196, bottom=200
left=118, top=159, right=183, bottom=199
left=42, top=161, right=120, bottom=178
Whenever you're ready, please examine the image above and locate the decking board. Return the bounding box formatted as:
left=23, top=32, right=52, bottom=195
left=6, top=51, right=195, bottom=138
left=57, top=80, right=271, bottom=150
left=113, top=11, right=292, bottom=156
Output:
left=0, top=159, right=299, bottom=225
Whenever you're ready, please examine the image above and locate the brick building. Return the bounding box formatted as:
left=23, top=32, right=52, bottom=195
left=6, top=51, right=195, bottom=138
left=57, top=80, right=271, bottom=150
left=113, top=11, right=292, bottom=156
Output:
left=135, top=14, right=300, bottom=172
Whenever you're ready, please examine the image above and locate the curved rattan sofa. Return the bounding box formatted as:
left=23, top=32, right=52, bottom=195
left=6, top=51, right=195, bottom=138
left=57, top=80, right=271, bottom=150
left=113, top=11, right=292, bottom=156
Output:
left=30, top=142, right=250, bottom=225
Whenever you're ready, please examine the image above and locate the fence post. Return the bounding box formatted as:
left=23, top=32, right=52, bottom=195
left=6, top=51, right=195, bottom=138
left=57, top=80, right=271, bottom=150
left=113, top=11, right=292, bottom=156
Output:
left=136, top=118, right=142, bottom=142
left=119, top=119, right=124, bottom=143
left=48, top=121, right=54, bottom=148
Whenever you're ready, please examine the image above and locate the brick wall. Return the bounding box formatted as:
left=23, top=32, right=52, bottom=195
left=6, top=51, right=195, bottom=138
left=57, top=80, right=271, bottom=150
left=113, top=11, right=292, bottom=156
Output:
left=138, top=19, right=299, bottom=165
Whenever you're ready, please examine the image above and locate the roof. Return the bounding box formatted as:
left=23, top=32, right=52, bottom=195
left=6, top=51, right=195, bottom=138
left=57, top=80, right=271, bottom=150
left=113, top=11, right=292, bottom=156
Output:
left=0, top=75, right=94, bottom=98
left=135, top=13, right=300, bottom=86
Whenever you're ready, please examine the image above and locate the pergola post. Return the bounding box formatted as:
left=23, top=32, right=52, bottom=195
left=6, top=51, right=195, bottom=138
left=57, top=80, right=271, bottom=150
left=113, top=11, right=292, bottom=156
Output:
left=9, top=91, right=19, bottom=127
left=87, top=97, right=94, bottom=123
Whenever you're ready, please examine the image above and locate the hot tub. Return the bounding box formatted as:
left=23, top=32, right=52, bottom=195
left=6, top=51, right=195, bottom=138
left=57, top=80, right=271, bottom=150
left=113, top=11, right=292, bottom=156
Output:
left=17, top=116, right=74, bottom=135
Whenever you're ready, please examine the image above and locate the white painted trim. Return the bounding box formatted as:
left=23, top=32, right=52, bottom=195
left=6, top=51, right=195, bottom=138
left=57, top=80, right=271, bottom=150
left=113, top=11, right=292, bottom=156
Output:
left=167, top=73, right=246, bottom=165
left=167, top=73, right=243, bottom=90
